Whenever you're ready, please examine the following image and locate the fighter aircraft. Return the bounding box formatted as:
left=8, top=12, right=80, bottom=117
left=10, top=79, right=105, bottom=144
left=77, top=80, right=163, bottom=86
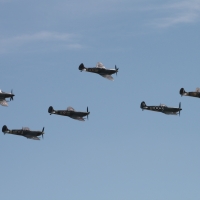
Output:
left=48, top=106, right=90, bottom=121
left=2, top=125, right=44, bottom=140
left=79, top=62, right=119, bottom=81
left=140, top=101, right=182, bottom=116
left=0, top=89, right=15, bottom=106
left=180, top=88, right=200, bottom=98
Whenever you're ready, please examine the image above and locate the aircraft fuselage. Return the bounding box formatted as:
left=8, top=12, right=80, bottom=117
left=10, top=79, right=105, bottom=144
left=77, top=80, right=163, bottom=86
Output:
left=142, top=106, right=181, bottom=115
left=85, top=67, right=117, bottom=75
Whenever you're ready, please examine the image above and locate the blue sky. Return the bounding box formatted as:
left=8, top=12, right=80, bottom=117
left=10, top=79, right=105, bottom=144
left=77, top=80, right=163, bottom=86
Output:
left=1, top=0, right=200, bottom=199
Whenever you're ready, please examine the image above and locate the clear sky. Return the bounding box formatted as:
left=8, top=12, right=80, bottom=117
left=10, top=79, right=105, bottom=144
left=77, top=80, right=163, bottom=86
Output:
left=1, top=0, right=200, bottom=199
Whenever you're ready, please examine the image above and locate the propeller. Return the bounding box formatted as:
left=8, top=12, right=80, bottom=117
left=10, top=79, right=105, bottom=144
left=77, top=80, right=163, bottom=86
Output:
left=115, top=65, right=119, bottom=76
left=179, top=102, right=181, bottom=116
left=42, top=127, right=45, bottom=139
left=87, top=107, right=89, bottom=120
left=10, top=89, right=14, bottom=101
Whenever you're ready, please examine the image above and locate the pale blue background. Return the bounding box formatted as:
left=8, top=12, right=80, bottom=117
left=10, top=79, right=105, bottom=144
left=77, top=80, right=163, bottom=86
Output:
left=1, top=0, right=200, bottom=199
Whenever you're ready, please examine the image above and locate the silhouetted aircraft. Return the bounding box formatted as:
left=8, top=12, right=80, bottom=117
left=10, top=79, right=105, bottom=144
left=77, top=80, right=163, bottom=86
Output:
left=79, top=62, right=119, bottom=81
left=180, top=88, right=200, bottom=98
left=140, top=101, right=182, bottom=116
left=0, top=89, right=15, bottom=106
left=48, top=106, right=90, bottom=121
left=2, top=125, right=44, bottom=140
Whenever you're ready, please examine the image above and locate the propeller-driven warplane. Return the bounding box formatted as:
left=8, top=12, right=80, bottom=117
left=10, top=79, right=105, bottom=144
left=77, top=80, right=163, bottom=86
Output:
left=140, top=101, right=182, bottom=116
left=0, top=89, right=15, bottom=106
left=180, top=88, right=200, bottom=98
left=2, top=125, right=44, bottom=140
left=48, top=106, right=90, bottom=121
left=79, top=62, right=119, bottom=81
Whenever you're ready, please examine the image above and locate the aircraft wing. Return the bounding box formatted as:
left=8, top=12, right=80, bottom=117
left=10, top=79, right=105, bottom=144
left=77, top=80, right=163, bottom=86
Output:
left=0, top=99, right=8, bottom=106
left=74, top=117, right=85, bottom=121
left=196, top=88, right=200, bottom=92
left=100, top=74, right=114, bottom=81
left=67, top=106, right=75, bottom=111
left=96, top=62, right=105, bottom=69
left=26, top=136, right=40, bottom=140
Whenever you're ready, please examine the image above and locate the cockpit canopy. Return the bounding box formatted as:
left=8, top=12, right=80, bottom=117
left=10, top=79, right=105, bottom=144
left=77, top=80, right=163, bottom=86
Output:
left=22, top=127, right=30, bottom=131
left=67, top=107, right=75, bottom=111
left=160, top=104, right=166, bottom=107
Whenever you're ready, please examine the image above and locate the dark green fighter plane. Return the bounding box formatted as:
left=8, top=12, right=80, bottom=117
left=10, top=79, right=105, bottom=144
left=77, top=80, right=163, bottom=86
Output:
left=180, top=87, right=200, bottom=98
left=79, top=62, right=119, bottom=81
left=2, top=125, right=44, bottom=140
left=48, top=106, right=90, bottom=121
left=140, top=101, right=182, bottom=116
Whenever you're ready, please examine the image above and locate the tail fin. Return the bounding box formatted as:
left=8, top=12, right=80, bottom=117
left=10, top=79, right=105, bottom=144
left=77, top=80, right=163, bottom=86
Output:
left=140, top=101, right=146, bottom=109
left=2, top=125, right=9, bottom=133
left=48, top=106, right=54, bottom=114
left=79, top=63, right=86, bottom=71
left=180, top=88, right=186, bottom=96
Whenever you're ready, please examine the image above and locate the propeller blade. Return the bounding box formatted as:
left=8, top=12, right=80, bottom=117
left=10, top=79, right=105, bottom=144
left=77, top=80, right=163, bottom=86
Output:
left=10, top=89, right=14, bottom=101
left=42, top=127, right=44, bottom=138
left=179, top=102, right=181, bottom=116
left=87, top=107, right=89, bottom=120
left=115, top=65, right=119, bottom=76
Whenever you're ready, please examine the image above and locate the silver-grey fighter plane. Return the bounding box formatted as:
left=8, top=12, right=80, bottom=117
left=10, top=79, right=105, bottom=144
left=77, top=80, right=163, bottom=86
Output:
left=0, top=89, right=15, bottom=106
left=2, top=125, right=44, bottom=140
left=48, top=106, right=90, bottom=121
left=140, top=101, right=182, bottom=116
left=79, top=62, right=119, bottom=81
left=180, top=87, right=200, bottom=98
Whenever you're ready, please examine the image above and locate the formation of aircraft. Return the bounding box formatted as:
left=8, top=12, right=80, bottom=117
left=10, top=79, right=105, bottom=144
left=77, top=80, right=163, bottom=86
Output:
left=3, top=62, right=200, bottom=140
left=48, top=106, right=90, bottom=121
left=2, top=125, right=44, bottom=140
left=79, top=62, right=119, bottom=81
left=0, top=89, right=15, bottom=107
left=140, top=101, right=182, bottom=116
left=180, top=88, right=200, bottom=98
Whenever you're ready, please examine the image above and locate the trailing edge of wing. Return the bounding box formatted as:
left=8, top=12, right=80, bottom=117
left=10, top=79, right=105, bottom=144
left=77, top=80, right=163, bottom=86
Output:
left=0, top=99, right=8, bottom=106
left=100, top=74, right=114, bottom=81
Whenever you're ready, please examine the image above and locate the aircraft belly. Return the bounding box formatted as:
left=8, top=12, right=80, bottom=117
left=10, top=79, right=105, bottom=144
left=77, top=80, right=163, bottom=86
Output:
left=72, top=112, right=86, bottom=117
